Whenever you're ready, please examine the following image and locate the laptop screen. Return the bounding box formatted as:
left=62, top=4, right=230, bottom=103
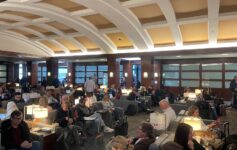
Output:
left=0, top=113, right=6, bottom=120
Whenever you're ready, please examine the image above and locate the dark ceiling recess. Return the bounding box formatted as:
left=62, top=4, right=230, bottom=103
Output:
left=0, top=0, right=7, bottom=2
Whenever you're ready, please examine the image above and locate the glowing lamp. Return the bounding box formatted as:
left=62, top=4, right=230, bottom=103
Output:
left=154, top=72, right=158, bottom=77
left=109, top=72, right=114, bottom=78
left=69, top=84, right=73, bottom=88
left=195, top=89, right=202, bottom=95
left=75, top=99, right=79, bottom=105
left=76, top=87, right=83, bottom=91
left=100, top=85, right=107, bottom=89
left=15, top=83, right=20, bottom=87
left=183, top=117, right=202, bottom=131
left=33, top=108, right=48, bottom=118
left=47, top=72, right=51, bottom=76
left=68, top=72, right=71, bottom=76
left=26, top=105, right=40, bottom=115
left=27, top=72, right=31, bottom=76
left=124, top=72, right=128, bottom=77
left=143, top=72, right=148, bottom=78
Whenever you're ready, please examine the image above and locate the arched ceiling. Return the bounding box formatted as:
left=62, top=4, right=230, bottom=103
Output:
left=0, top=0, right=237, bottom=57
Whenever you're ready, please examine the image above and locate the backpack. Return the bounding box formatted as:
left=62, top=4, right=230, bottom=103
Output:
left=58, top=125, right=86, bottom=150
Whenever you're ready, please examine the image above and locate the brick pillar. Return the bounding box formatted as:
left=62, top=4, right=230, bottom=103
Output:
left=122, top=61, right=132, bottom=88
left=141, top=56, right=152, bottom=87
left=46, top=58, right=58, bottom=78
left=7, top=62, right=14, bottom=82
left=68, top=62, right=75, bottom=84
left=27, top=61, right=38, bottom=86
left=107, top=55, right=120, bottom=88
left=153, top=60, right=161, bottom=89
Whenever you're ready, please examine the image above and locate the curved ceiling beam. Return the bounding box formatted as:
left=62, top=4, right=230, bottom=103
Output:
left=208, top=0, right=220, bottom=44
left=0, top=2, right=115, bottom=53
left=72, top=0, right=153, bottom=50
left=0, top=31, right=52, bottom=56
left=50, top=39, right=70, bottom=54
left=155, top=0, right=183, bottom=46
left=35, top=24, right=87, bottom=52
left=0, top=13, right=29, bottom=22
left=18, top=26, right=46, bottom=38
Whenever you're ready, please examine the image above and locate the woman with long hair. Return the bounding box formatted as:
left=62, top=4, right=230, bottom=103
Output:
left=174, top=123, right=205, bottom=150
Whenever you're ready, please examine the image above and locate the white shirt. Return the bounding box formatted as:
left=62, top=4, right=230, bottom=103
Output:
left=84, top=79, right=96, bottom=93
left=163, top=107, right=177, bottom=129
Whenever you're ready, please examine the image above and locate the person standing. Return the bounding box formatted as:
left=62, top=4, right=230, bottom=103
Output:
left=84, top=76, right=96, bottom=97
left=230, top=76, right=237, bottom=106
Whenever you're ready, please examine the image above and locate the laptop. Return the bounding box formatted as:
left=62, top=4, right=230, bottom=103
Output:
left=0, top=113, right=6, bottom=120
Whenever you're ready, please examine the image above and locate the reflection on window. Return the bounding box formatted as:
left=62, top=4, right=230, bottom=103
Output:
left=0, top=64, right=7, bottom=83
left=202, top=72, right=222, bottom=79
left=164, top=80, right=179, bottom=87
left=58, top=67, right=68, bottom=82
left=225, top=63, right=237, bottom=70
left=163, top=72, right=179, bottom=79
left=202, top=64, right=222, bottom=70
left=163, top=64, right=179, bottom=71
left=19, top=64, right=23, bottom=80
left=202, top=81, right=222, bottom=88
left=181, top=80, right=199, bottom=87
left=38, top=66, right=47, bottom=82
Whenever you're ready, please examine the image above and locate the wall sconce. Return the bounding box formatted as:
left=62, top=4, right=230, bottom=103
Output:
left=68, top=72, right=71, bottom=76
left=47, top=72, right=51, bottom=76
left=27, top=72, right=31, bottom=76
left=143, top=72, right=148, bottom=78
left=154, top=72, right=158, bottom=77
left=109, top=72, right=114, bottom=78
left=154, top=81, right=158, bottom=84
left=124, top=72, right=128, bottom=77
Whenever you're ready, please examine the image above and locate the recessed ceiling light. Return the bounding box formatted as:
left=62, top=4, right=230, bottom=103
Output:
left=176, top=56, right=181, bottom=57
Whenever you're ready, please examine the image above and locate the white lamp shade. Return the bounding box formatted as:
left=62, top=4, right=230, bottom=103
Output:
left=15, top=83, right=20, bottom=87
left=64, top=83, right=68, bottom=87
left=33, top=108, right=48, bottom=118
left=69, top=84, right=73, bottom=88
left=109, top=72, right=114, bottom=77
left=124, top=72, right=128, bottom=77
left=47, top=72, right=51, bottom=76
left=195, top=89, right=202, bottom=95
left=100, top=85, right=107, bottom=89
left=27, top=72, right=31, bottom=76
left=143, top=72, right=148, bottom=78
left=68, top=72, right=71, bottom=76
left=154, top=72, right=158, bottom=77
left=183, top=117, right=202, bottom=131
left=26, top=105, right=40, bottom=115
left=188, top=93, right=197, bottom=99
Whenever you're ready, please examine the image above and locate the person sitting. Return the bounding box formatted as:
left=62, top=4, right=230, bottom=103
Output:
left=106, top=135, right=134, bottom=150
left=127, top=88, right=138, bottom=101
left=56, top=101, right=74, bottom=128
left=115, top=88, right=122, bottom=100
left=0, top=86, right=11, bottom=101
left=5, top=101, right=18, bottom=119
left=75, top=97, right=114, bottom=135
left=187, top=105, right=217, bottom=130
left=159, top=99, right=177, bottom=129
left=130, top=122, right=155, bottom=150
left=108, top=84, right=116, bottom=98
left=45, top=89, right=59, bottom=109
left=11, top=92, right=25, bottom=112
left=1, top=110, right=41, bottom=150
left=101, top=94, right=114, bottom=111
left=139, top=87, right=148, bottom=97
left=38, top=96, right=53, bottom=111
left=174, top=123, right=205, bottom=150
left=162, top=141, right=183, bottom=150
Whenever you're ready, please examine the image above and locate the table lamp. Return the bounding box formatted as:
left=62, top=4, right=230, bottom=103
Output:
left=33, top=108, right=48, bottom=118
left=195, top=89, right=202, bottom=95
left=183, top=117, right=201, bottom=131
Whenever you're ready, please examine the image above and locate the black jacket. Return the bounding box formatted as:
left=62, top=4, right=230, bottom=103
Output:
left=1, top=119, right=31, bottom=150
left=56, top=107, right=74, bottom=128
left=230, top=79, right=237, bottom=92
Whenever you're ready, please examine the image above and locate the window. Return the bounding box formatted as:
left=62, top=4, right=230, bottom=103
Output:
left=0, top=65, right=7, bottom=83
left=75, top=65, right=108, bottom=85
left=132, top=64, right=141, bottom=85
left=58, top=67, right=68, bottom=83
left=163, top=64, right=179, bottom=87
left=225, top=63, right=237, bottom=88
left=19, top=64, right=23, bottom=80
left=201, top=64, right=222, bottom=88
left=38, top=65, right=47, bottom=82
left=120, top=65, right=123, bottom=84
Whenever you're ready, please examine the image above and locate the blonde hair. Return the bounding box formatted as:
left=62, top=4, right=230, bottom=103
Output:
left=187, top=105, right=199, bottom=116
left=107, top=136, right=134, bottom=150
left=38, top=96, right=48, bottom=107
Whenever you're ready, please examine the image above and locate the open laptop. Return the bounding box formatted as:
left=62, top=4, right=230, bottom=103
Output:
left=0, top=113, right=6, bottom=120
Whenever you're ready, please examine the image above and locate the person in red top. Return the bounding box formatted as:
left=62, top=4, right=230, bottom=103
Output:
left=1, top=110, right=41, bottom=150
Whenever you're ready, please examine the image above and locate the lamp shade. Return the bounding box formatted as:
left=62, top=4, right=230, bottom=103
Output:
left=195, top=89, right=202, bottom=95
left=143, top=72, right=148, bottom=78
left=47, top=72, right=51, bottom=76
left=124, top=72, right=128, bottom=77
left=183, top=117, right=201, bottom=131
left=68, top=72, right=71, bottom=76
left=33, top=108, right=48, bottom=118
left=26, top=105, right=40, bottom=115
left=154, top=72, right=158, bottom=77
left=27, top=72, right=31, bottom=76
left=109, top=72, right=114, bottom=77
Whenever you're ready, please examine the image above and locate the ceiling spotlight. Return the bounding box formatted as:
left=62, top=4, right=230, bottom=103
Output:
left=176, top=56, right=181, bottom=58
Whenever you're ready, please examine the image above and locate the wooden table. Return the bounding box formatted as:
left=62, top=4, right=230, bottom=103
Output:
left=31, top=131, right=57, bottom=150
